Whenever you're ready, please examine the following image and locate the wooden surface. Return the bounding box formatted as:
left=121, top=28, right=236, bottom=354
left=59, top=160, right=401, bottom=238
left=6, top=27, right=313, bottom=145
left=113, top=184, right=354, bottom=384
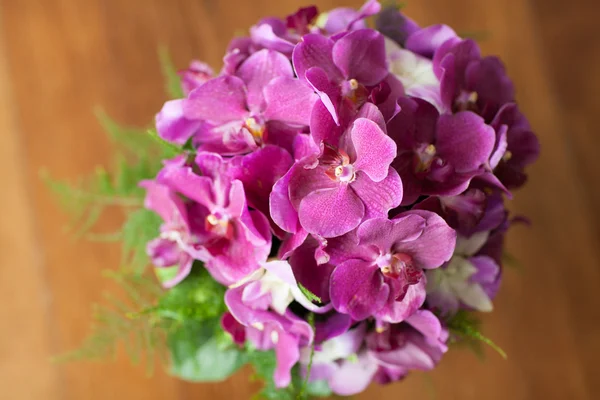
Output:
left=1, top=0, right=599, bottom=399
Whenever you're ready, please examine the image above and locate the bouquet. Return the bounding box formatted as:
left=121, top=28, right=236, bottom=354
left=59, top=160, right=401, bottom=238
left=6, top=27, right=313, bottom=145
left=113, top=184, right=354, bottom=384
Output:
left=50, top=1, right=540, bottom=398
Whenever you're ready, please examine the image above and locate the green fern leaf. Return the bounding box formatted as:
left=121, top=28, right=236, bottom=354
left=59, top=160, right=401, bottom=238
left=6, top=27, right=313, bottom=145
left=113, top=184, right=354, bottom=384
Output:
left=446, top=310, right=507, bottom=359
left=158, top=46, right=185, bottom=99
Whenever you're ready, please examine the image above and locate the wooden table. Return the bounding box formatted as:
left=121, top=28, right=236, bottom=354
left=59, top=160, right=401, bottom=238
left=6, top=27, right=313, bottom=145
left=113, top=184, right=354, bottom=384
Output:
left=1, top=1, right=599, bottom=399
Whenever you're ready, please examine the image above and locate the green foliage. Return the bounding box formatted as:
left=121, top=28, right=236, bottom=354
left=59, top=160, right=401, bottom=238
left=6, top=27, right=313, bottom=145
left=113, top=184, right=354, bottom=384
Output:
left=298, top=284, right=322, bottom=304
left=55, top=271, right=169, bottom=375
left=58, top=265, right=240, bottom=378
left=502, top=250, right=524, bottom=271
left=381, top=0, right=406, bottom=10
left=168, top=321, right=246, bottom=382
left=305, top=380, right=333, bottom=398
left=158, top=46, right=185, bottom=99
left=152, top=266, right=247, bottom=382
left=298, top=313, right=316, bottom=399
left=44, top=110, right=185, bottom=239
left=42, top=167, right=143, bottom=237
left=245, top=314, right=321, bottom=400
left=156, top=266, right=227, bottom=322
left=445, top=310, right=507, bottom=360
left=121, top=209, right=162, bottom=273
left=247, top=349, right=304, bottom=400
left=458, top=31, right=491, bottom=42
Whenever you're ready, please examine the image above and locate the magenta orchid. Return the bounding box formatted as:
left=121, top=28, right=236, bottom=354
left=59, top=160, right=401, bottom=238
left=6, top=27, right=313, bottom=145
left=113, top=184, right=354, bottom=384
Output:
left=271, top=104, right=402, bottom=238
left=157, top=152, right=272, bottom=285
left=140, top=178, right=206, bottom=288
left=292, top=28, right=389, bottom=124
left=134, top=1, right=539, bottom=395
left=158, top=49, right=317, bottom=154
left=388, top=96, right=496, bottom=205
left=328, top=210, right=456, bottom=322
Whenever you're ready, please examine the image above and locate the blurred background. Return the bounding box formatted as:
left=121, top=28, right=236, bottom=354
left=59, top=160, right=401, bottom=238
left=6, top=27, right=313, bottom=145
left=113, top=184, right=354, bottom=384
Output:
left=1, top=0, right=599, bottom=399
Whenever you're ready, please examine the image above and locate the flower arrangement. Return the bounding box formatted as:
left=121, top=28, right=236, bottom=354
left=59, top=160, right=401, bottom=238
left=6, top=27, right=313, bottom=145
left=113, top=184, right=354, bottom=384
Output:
left=49, top=1, right=539, bottom=398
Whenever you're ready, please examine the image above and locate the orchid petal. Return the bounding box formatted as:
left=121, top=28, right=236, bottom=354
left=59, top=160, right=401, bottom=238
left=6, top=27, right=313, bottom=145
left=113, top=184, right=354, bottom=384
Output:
left=299, top=185, right=365, bottom=238
left=183, top=76, right=249, bottom=121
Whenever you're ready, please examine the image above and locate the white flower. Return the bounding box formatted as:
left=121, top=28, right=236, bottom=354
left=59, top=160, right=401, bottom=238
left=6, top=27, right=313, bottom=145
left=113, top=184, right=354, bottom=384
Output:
left=426, top=232, right=494, bottom=312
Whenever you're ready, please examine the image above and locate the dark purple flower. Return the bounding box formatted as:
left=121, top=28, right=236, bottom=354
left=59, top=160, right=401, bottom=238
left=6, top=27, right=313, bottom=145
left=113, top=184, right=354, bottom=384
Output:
left=433, top=38, right=515, bottom=120
left=306, top=310, right=449, bottom=396
left=367, top=311, right=448, bottom=381
left=328, top=210, right=456, bottom=322
left=414, top=189, right=507, bottom=236
left=405, top=24, right=458, bottom=59
left=490, top=104, right=540, bottom=189
left=375, top=6, right=420, bottom=47
left=388, top=96, right=496, bottom=205
left=288, top=236, right=336, bottom=303
left=286, top=6, right=319, bottom=34
left=229, top=145, right=293, bottom=236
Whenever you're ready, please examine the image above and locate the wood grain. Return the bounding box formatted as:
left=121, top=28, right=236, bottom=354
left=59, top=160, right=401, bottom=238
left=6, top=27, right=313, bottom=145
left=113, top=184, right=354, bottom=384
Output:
left=0, top=1, right=598, bottom=399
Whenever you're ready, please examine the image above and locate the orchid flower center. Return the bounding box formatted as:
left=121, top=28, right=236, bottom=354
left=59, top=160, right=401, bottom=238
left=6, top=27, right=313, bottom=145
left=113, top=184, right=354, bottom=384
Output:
left=414, top=143, right=437, bottom=173
left=205, top=211, right=232, bottom=238
left=502, top=150, right=512, bottom=162
left=453, top=91, right=479, bottom=113
left=159, top=219, right=191, bottom=249
left=334, top=164, right=355, bottom=182
left=160, top=229, right=185, bottom=246
left=377, top=252, right=422, bottom=286
left=341, top=78, right=368, bottom=106
left=320, top=144, right=356, bottom=183
left=244, top=117, right=266, bottom=144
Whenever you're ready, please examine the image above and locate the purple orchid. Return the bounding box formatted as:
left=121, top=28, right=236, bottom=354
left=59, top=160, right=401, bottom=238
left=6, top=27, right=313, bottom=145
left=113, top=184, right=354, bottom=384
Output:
left=224, top=260, right=323, bottom=387
left=288, top=235, right=336, bottom=303
left=301, top=323, right=372, bottom=396
left=388, top=96, right=496, bottom=205
left=375, top=5, right=420, bottom=47
left=415, top=190, right=507, bottom=237
left=271, top=104, right=402, bottom=238
left=404, top=24, right=458, bottom=59
left=366, top=311, right=448, bottom=383
left=328, top=210, right=456, bottom=322
left=179, top=60, right=214, bottom=96
left=140, top=5, right=541, bottom=394
left=248, top=6, right=321, bottom=56
left=321, top=0, right=382, bottom=35
left=304, top=310, right=448, bottom=396
left=158, top=49, right=317, bottom=154
left=426, top=229, right=502, bottom=315
left=433, top=37, right=515, bottom=120
left=229, top=145, right=294, bottom=236
left=490, top=104, right=540, bottom=189
left=385, top=37, right=442, bottom=110
left=424, top=196, right=506, bottom=315
left=140, top=178, right=208, bottom=288
left=292, top=28, right=389, bottom=124
left=158, top=152, right=271, bottom=285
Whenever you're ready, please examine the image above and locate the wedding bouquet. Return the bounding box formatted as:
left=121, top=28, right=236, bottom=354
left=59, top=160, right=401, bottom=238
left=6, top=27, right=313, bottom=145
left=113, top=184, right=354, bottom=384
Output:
left=50, top=1, right=539, bottom=398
